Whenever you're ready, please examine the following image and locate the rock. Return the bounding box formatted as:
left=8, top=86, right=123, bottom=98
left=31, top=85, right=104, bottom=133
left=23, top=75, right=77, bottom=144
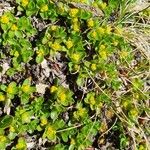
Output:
left=41, top=59, right=51, bottom=78
left=36, top=83, right=48, bottom=94
left=0, top=62, right=9, bottom=82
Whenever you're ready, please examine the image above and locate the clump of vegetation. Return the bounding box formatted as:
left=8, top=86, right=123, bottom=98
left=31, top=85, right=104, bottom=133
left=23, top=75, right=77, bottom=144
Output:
left=0, top=0, right=149, bottom=149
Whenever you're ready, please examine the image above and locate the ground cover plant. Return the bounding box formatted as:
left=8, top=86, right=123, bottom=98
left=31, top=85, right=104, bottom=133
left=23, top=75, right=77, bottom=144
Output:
left=0, top=0, right=150, bottom=149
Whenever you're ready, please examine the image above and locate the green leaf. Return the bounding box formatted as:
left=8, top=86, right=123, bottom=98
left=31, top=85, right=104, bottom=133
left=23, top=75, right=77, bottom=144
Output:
left=0, top=115, right=13, bottom=129
left=7, top=39, right=17, bottom=45
left=7, top=93, right=15, bottom=99
left=0, top=92, right=5, bottom=101
left=28, top=1, right=36, bottom=11
left=37, top=125, right=42, bottom=131
left=18, top=17, right=30, bottom=30
left=8, top=132, right=17, bottom=140
left=15, top=30, right=23, bottom=38
left=36, top=0, right=47, bottom=6
left=40, top=12, right=49, bottom=19
left=8, top=31, right=15, bottom=38
left=17, top=5, right=24, bottom=11
left=1, top=24, right=9, bottom=31
left=55, top=27, right=66, bottom=39
left=16, top=137, right=27, bottom=149
left=20, top=93, right=30, bottom=104
left=0, top=84, right=7, bottom=92
left=21, top=112, right=31, bottom=124
left=61, top=132, right=68, bottom=142
left=29, top=28, right=37, bottom=36
left=76, top=77, right=85, bottom=87
left=42, top=36, right=48, bottom=44
left=7, top=82, right=18, bottom=95
left=79, top=10, right=92, bottom=20
left=36, top=54, right=44, bottom=64
left=0, top=136, right=9, bottom=150
left=53, top=144, right=66, bottom=150
left=20, top=38, right=31, bottom=48
left=22, top=50, right=34, bottom=63
left=69, top=144, right=75, bottom=150
left=43, top=125, right=56, bottom=141
left=21, top=78, right=35, bottom=94
left=28, top=120, right=39, bottom=133
left=50, top=111, right=58, bottom=121
left=0, top=128, right=4, bottom=134
left=54, top=119, right=65, bottom=129
left=26, top=10, right=36, bottom=16
left=22, top=78, right=31, bottom=85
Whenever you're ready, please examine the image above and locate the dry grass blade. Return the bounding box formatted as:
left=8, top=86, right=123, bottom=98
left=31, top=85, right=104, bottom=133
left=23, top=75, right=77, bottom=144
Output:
left=118, top=1, right=150, bottom=149
left=127, top=1, right=150, bottom=14
left=124, top=27, right=150, bottom=59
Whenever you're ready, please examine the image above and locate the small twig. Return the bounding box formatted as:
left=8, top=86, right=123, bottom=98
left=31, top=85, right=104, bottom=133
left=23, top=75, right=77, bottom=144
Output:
left=125, top=77, right=149, bottom=98
left=111, top=108, right=131, bottom=125
left=56, top=114, right=96, bottom=133
left=84, top=67, right=112, bottom=100
left=138, top=116, right=150, bottom=121
left=56, top=124, right=83, bottom=133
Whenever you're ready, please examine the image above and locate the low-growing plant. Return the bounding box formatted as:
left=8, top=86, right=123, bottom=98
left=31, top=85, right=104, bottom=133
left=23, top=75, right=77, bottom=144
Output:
left=0, top=0, right=149, bottom=149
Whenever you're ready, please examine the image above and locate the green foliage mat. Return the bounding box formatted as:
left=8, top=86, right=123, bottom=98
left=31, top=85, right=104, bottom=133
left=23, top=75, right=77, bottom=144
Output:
left=0, top=0, right=149, bottom=149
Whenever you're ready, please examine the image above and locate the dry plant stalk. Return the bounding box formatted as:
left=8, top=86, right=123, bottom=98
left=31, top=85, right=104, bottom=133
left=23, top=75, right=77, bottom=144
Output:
left=70, top=2, right=104, bottom=17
